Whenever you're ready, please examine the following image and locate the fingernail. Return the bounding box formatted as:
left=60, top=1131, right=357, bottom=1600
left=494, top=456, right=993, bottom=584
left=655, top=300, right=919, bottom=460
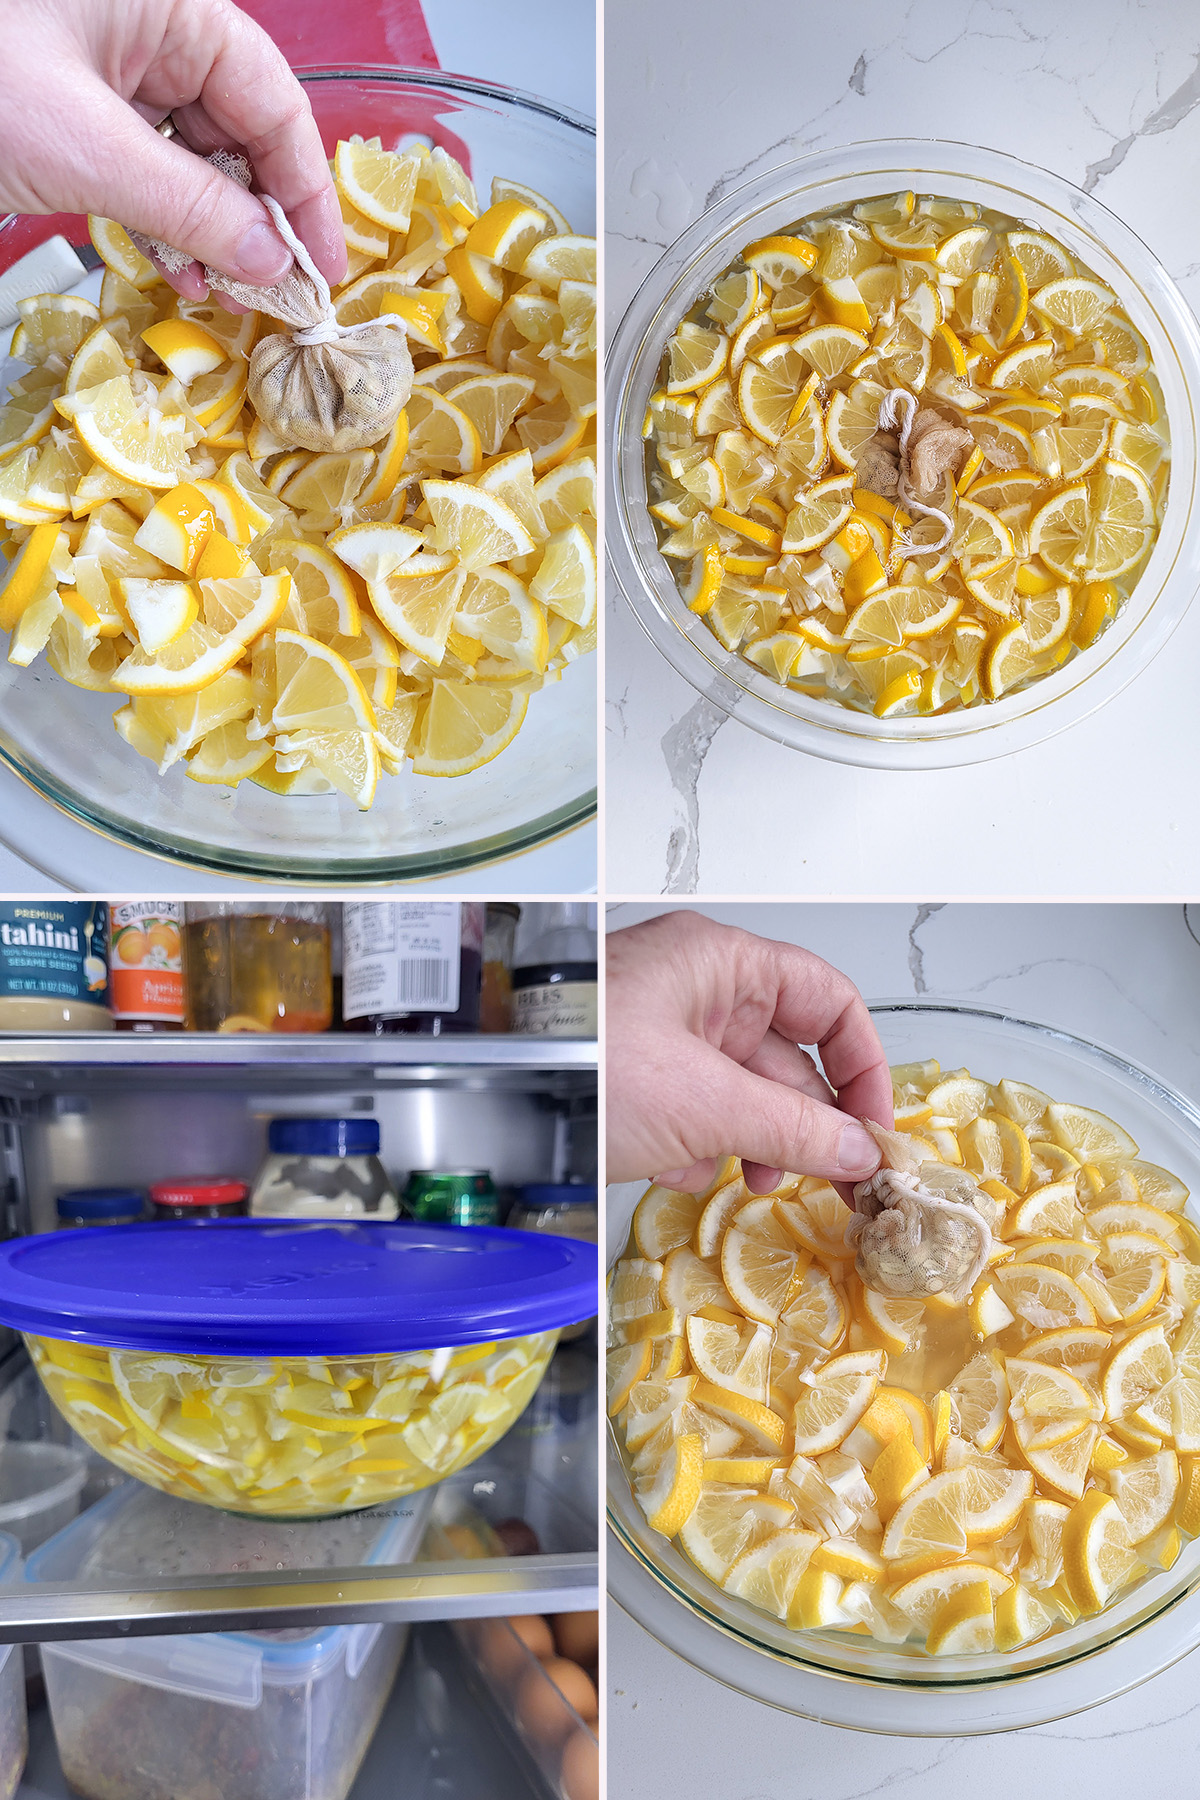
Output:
left=234, top=221, right=291, bottom=283
left=836, top=1124, right=880, bottom=1178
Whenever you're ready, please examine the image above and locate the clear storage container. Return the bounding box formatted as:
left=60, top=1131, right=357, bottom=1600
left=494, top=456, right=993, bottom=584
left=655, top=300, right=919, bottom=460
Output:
left=250, top=1118, right=398, bottom=1220
left=0, top=1441, right=86, bottom=1553
left=25, top=1482, right=432, bottom=1800
left=0, top=1533, right=24, bottom=1800
left=0, top=1219, right=597, bottom=1518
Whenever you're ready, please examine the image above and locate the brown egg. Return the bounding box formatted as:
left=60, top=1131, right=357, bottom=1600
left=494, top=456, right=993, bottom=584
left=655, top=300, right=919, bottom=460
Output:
left=552, top=1609, right=599, bottom=1665
left=516, top=1657, right=598, bottom=1750
left=477, top=1614, right=553, bottom=1684
left=561, top=1726, right=600, bottom=1800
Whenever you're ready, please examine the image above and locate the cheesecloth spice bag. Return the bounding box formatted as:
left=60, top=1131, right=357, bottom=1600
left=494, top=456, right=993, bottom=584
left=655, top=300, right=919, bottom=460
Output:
left=129, top=149, right=413, bottom=452
left=847, top=1119, right=1001, bottom=1302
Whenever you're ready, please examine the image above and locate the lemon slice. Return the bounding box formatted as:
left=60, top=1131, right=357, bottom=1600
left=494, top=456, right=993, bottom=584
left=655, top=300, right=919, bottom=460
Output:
left=1085, top=456, right=1156, bottom=579
left=666, top=322, right=730, bottom=395
left=112, top=574, right=288, bottom=696
left=529, top=523, right=597, bottom=626
left=635, top=1431, right=705, bottom=1536
left=741, top=235, right=819, bottom=288
left=519, top=233, right=595, bottom=292
left=334, top=141, right=420, bottom=232
left=677, top=1483, right=769, bottom=1580
left=724, top=1527, right=821, bottom=1617
left=1062, top=1490, right=1138, bottom=1612
left=275, top=727, right=381, bottom=809
left=422, top=480, right=536, bottom=571
left=12, top=292, right=102, bottom=363
left=867, top=1433, right=930, bottom=1520
left=118, top=578, right=199, bottom=653
left=60, top=376, right=190, bottom=490
left=686, top=1316, right=772, bottom=1404
left=327, top=522, right=425, bottom=584
left=633, top=1184, right=704, bottom=1260
left=410, top=678, right=527, bottom=776
left=271, top=628, right=375, bottom=733
left=186, top=719, right=274, bottom=786
left=947, top=1350, right=1009, bottom=1452
left=607, top=1341, right=652, bottom=1415
left=66, top=325, right=132, bottom=397
left=367, top=565, right=466, bottom=663
left=794, top=322, right=869, bottom=380
left=1029, top=482, right=1091, bottom=580
left=783, top=473, right=855, bottom=554
left=1102, top=1322, right=1174, bottom=1420
left=777, top=1266, right=847, bottom=1351
left=924, top=1578, right=997, bottom=1655
left=1049, top=1102, right=1139, bottom=1163
left=720, top=1222, right=804, bottom=1326
left=405, top=388, right=483, bottom=477
left=1032, top=276, right=1116, bottom=336
left=791, top=1350, right=883, bottom=1455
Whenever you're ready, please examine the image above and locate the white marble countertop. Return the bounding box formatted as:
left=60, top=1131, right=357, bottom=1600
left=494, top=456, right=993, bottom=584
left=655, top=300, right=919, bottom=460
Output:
left=605, top=899, right=1200, bottom=1787
left=0, top=0, right=596, bottom=895
left=604, top=0, right=1200, bottom=896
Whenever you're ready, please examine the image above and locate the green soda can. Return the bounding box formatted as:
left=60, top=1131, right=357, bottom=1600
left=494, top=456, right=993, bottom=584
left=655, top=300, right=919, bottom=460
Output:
left=403, top=1168, right=500, bottom=1226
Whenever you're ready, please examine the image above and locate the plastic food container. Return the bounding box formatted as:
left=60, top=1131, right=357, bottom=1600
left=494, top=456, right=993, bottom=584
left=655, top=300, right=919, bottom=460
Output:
left=251, top=1118, right=399, bottom=1220
left=0, top=69, right=595, bottom=884
left=0, top=1442, right=86, bottom=1553
left=149, top=1177, right=249, bottom=1221
left=455, top=1616, right=599, bottom=1800
left=26, top=1480, right=432, bottom=1800
left=607, top=139, right=1200, bottom=770
left=0, top=1218, right=597, bottom=1518
left=56, top=1188, right=145, bottom=1228
left=0, top=1532, right=26, bottom=1800
left=608, top=1001, right=1200, bottom=1734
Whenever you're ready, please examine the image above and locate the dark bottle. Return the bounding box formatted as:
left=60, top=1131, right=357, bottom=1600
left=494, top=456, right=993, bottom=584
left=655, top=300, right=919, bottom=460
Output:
left=342, top=904, right=485, bottom=1035
left=511, top=904, right=598, bottom=1038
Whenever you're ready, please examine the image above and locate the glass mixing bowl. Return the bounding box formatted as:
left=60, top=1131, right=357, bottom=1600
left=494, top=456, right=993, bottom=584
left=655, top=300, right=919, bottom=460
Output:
left=607, top=1002, right=1200, bottom=1732
left=0, top=69, right=595, bottom=881
left=607, top=139, right=1200, bottom=772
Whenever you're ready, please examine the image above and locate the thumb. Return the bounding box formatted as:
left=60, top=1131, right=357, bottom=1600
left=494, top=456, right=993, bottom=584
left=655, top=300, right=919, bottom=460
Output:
left=694, top=1043, right=882, bottom=1183
left=70, top=79, right=293, bottom=285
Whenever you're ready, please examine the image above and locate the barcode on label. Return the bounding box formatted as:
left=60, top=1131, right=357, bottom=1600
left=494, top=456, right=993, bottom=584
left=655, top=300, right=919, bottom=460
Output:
left=397, top=958, right=453, bottom=1006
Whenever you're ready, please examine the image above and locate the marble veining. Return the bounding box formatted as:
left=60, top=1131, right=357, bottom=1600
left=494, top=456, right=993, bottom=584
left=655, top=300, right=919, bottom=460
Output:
left=605, top=0, right=1200, bottom=896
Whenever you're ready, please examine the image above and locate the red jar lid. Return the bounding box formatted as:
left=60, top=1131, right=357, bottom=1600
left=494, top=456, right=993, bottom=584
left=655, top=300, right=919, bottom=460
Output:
left=149, top=1178, right=249, bottom=1208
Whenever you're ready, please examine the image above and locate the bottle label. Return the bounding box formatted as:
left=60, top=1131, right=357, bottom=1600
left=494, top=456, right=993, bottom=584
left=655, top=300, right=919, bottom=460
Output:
left=343, top=903, right=462, bottom=1019
left=0, top=903, right=109, bottom=1003
left=511, top=981, right=597, bottom=1037
left=109, top=904, right=184, bottom=1022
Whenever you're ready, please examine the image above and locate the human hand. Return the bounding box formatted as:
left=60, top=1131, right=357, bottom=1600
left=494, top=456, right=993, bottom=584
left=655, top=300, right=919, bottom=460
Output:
left=606, top=911, right=894, bottom=1194
left=0, top=0, right=347, bottom=301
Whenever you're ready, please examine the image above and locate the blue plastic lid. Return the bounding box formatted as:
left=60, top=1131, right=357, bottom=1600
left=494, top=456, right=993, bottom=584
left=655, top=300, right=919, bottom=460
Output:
left=520, top=1184, right=598, bottom=1207
left=268, top=1117, right=380, bottom=1156
left=56, top=1188, right=143, bottom=1221
left=0, top=1219, right=597, bottom=1356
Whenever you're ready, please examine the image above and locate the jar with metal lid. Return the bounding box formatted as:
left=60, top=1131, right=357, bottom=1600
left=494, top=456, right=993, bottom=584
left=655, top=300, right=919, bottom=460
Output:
left=149, top=1179, right=249, bottom=1222
left=508, top=1185, right=597, bottom=1339
left=56, top=1189, right=145, bottom=1229
left=250, top=1120, right=399, bottom=1220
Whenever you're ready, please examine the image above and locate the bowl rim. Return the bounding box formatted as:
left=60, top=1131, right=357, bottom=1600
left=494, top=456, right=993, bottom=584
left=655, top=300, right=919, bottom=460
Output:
left=606, top=998, right=1200, bottom=1730
left=0, top=64, right=596, bottom=882
left=606, top=135, right=1200, bottom=771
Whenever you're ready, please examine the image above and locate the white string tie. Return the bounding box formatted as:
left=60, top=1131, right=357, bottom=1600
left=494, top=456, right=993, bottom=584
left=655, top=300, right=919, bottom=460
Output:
left=259, top=195, right=411, bottom=348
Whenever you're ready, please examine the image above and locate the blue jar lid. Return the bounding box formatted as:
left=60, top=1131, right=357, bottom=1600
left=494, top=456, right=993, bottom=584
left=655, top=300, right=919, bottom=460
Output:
left=520, top=1184, right=598, bottom=1207
left=268, top=1117, right=381, bottom=1156
left=56, top=1189, right=143, bottom=1221
left=0, top=1220, right=597, bottom=1356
